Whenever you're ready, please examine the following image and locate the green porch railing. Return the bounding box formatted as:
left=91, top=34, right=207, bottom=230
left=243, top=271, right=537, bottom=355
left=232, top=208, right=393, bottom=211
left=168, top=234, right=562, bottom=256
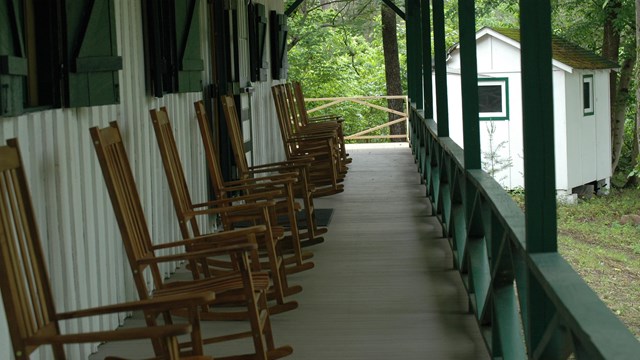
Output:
left=408, top=108, right=640, bottom=359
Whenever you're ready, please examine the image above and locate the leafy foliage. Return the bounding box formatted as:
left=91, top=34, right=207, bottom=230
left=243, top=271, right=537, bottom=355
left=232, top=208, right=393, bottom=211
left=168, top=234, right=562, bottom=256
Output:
left=287, top=0, right=407, bottom=141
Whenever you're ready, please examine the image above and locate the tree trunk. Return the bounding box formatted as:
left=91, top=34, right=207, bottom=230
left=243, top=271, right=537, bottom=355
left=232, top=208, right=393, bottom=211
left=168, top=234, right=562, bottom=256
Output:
left=381, top=4, right=404, bottom=142
left=612, top=57, right=635, bottom=172
left=604, top=0, right=623, bottom=172
left=632, top=0, right=640, bottom=186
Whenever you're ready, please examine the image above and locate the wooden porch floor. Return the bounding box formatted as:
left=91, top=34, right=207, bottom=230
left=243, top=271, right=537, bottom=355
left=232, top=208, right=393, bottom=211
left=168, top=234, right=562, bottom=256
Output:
left=90, top=143, right=489, bottom=360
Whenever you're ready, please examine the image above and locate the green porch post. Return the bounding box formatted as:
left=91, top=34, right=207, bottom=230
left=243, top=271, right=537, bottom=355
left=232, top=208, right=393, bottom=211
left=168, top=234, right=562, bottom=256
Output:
left=458, top=0, right=480, bottom=169
left=520, top=0, right=556, bottom=253
left=421, top=0, right=433, bottom=118
left=432, top=0, right=449, bottom=137
left=458, top=0, right=481, bottom=234
left=520, top=0, right=558, bottom=356
left=405, top=0, right=423, bottom=109
left=418, top=0, right=433, bottom=183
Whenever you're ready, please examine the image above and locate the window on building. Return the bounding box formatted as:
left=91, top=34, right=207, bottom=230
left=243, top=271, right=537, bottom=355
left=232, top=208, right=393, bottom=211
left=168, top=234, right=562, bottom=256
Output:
left=478, top=78, right=509, bottom=120
left=142, top=0, right=204, bottom=97
left=0, top=0, right=122, bottom=117
left=583, top=74, right=594, bottom=116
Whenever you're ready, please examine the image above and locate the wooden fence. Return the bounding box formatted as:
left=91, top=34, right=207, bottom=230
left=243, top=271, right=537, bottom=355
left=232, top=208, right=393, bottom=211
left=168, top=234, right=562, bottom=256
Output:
left=304, top=95, right=410, bottom=141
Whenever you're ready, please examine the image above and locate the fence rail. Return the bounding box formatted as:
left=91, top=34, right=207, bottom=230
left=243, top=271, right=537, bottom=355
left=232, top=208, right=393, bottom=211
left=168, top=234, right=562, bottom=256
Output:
left=304, top=95, right=409, bottom=142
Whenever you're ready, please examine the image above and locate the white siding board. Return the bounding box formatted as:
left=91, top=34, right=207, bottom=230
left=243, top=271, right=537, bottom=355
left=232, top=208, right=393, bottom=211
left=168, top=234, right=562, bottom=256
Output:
left=581, top=114, right=598, bottom=183
left=594, top=71, right=612, bottom=181
left=489, top=38, right=521, bottom=72
left=439, top=73, right=464, bottom=148
left=564, top=72, right=583, bottom=189
left=553, top=70, right=569, bottom=191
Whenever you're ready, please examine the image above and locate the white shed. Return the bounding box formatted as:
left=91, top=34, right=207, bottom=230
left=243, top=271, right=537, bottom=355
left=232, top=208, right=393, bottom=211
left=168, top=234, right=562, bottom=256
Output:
left=437, top=27, right=618, bottom=195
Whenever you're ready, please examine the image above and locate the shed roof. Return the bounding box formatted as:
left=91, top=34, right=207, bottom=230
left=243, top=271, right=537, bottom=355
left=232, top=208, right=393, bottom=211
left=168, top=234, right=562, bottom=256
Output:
left=489, top=28, right=618, bottom=70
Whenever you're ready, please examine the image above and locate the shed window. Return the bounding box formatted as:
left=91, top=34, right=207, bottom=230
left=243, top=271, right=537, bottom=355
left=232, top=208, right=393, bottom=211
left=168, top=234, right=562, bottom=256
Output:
left=583, top=74, right=594, bottom=116
left=478, top=78, right=509, bottom=120
left=0, top=0, right=122, bottom=116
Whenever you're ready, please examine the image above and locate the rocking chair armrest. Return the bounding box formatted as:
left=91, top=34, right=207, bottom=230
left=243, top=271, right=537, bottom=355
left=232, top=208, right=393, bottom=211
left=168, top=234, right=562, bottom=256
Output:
left=150, top=225, right=266, bottom=251
left=244, top=166, right=302, bottom=176
left=289, top=141, right=335, bottom=152
left=224, top=172, right=299, bottom=185
left=297, top=126, right=339, bottom=135
left=140, top=242, right=259, bottom=265
left=26, top=324, right=194, bottom=345
left=308, top=114, right=343, bottom=123
left=56, top=292, right=216, bottom=320
left=244, top=168, right=311, bottom=182
left=290, top=146, right=335, bottom=157
left=217, top=181, right=292, bottom=193
left=226, top=178, right=299, bottom=191
left=286, top=133, right=334, bottom=142
left=247, top=159, right=313, bottom=170
left=191, top=196, right=278, bottom=210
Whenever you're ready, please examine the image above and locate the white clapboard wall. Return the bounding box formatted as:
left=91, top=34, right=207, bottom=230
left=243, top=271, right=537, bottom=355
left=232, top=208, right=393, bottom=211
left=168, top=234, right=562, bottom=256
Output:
left=0, top=0, right=290, bottom=356
left=0, top=0, right=211, bottom=358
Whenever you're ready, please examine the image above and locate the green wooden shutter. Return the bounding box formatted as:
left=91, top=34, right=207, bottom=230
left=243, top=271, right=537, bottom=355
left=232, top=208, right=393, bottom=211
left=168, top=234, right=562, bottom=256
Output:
left=249, top=3, right=268, bottom=82
left=175, top=0, right=203, bottom=93
left=269, top=11, right=287, bottom=80
left=65, top=0, right=122, bottom=107
left=0, top=0, right=27, bottom=116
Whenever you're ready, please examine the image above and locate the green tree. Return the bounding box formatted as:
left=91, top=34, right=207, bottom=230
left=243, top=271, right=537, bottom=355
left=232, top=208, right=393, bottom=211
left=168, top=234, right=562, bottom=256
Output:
left=287, top=0, right=407, bottom=141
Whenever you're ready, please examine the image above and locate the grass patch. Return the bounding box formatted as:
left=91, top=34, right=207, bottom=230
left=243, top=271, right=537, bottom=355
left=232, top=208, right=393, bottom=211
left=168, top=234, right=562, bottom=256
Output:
left=556, top=187, right=640, bottom=339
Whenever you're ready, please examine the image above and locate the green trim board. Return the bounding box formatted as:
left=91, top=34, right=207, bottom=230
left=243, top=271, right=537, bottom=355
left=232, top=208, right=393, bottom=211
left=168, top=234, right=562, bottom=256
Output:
left=478, top=77, right=509, bottom=121
left=582, top=74, right=594, bottom=116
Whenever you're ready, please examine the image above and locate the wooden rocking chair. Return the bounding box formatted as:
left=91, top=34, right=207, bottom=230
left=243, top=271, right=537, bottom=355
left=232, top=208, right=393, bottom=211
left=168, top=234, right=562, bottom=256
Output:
left=148, top=108, right=306, bottom=304
left=289, top=81, right=351, bottom=166
left=214, top=97, right=327, bottom=247
left=187, top=103, right=319, bottom=265
left=271, top=84, right=346, bottom=192
left=283, top=83, right=351, bottom=175
left=0, top=139, right=214, bottom=360
left=90, top=122, right=293, bottom=360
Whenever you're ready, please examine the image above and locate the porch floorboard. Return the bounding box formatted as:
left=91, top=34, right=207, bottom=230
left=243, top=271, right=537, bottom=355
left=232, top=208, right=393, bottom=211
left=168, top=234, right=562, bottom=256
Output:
left=90, top=143, right=490, bottom=360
